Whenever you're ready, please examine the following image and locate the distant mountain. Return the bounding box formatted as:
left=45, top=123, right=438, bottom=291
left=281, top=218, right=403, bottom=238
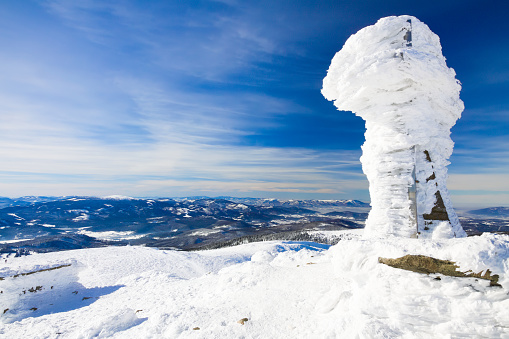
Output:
left=0, top=233, right=117, bottom=254
left=0, top=196, right=368, bottom=253
left=2, top=196, right=508, bottom=254
left=215, top=197, right=370, bottom=209
left=0, top=197, right=14, bottom=209
left=467, top=207, right=509, bottom=218
left=0, top=196, right=65, bottom=208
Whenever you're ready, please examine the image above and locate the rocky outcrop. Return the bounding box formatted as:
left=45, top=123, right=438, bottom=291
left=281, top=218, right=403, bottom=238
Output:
left=378, top=254, right=500, bottom=286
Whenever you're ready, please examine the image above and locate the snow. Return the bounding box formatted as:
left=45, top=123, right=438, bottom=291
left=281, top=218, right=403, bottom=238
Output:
left=7, top=214, right=23, bottom=220
left=189, top=229, right=221, bottom=237
left=2, top=233, right=509, bottom=337
left=322, top=15, right=465, bottom=239
left=76, top=230, right=144, bottom=241
left=72, top=214, right=89, bottom=222
left=0, top=238, right=33, bottom=244
left=307, top=229, right=364, bottom=242
left=147, top=217, right=164, bottom=224
left=102, top=195, right=136, bottom=201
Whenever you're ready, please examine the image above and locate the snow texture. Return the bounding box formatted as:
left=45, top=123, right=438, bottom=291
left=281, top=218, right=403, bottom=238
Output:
left=322, top=15, right=466, bottom=239
left=2, top=233, right=509, bottom=337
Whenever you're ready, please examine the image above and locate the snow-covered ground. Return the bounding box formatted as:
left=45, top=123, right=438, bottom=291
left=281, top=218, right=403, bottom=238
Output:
left=76, top=230, right=146, bottom=242
left=2, top=231, right=509, bottom=338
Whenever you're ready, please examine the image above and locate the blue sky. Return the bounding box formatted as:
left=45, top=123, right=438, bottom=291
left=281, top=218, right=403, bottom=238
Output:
left=0, top=0, right=508, bottom=207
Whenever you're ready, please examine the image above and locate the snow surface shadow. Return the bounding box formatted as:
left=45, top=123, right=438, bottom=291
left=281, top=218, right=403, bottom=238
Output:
left=3, top=283, right=124, bottom=323
left=78, top=308, right=147, bottom=338
left=280, top=241, right=331, bottom=251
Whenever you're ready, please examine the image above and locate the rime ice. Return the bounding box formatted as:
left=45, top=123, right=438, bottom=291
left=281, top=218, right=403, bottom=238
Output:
left=322, top=15, right=466, bottom=238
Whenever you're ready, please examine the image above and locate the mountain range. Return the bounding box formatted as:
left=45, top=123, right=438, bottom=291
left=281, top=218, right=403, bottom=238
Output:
left=0, top=196, right=507, bottom=254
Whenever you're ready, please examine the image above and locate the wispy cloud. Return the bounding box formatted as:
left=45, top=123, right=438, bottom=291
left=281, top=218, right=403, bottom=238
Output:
left=3, top=0, right=350, bottom=199
left=43, top=0, right=295, bottom=82
left=0, top=136, right=366, bottom=198
left=451, top=125, right=509, bottom=175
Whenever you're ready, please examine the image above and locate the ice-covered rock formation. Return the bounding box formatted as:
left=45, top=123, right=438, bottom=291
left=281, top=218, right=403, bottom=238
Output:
left=322, top=15, right=466, bottom=239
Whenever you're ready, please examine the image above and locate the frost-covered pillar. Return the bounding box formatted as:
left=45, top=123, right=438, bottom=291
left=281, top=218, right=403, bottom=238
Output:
left=322, top=15, right=466, bottom=239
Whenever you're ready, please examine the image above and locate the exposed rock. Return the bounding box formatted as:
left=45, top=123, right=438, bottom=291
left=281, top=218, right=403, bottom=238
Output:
left=423, top=191, right=450, bottom=221
left=237, top=318, right=249, bottom=325
left=378, top=254, right=500, bottom=286
left=28, top=286, right=43, bottom=293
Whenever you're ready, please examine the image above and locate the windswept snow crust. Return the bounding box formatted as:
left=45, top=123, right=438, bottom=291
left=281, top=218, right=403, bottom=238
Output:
left=2, top=233, right=509, bottom=338
left=322, top=15, right=465, bottom=239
